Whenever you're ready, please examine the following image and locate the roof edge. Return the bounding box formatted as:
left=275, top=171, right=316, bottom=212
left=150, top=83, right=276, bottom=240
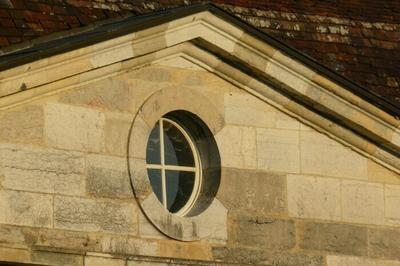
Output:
left=0, top=3, right=399, bottom=117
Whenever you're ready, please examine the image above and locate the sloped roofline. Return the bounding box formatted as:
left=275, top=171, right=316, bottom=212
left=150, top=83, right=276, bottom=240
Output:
left=0, top=3, right=398, bottom=117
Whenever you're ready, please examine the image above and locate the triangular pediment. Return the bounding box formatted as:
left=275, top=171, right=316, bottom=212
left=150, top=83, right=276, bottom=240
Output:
left=0, top=5, right=399, bottom=172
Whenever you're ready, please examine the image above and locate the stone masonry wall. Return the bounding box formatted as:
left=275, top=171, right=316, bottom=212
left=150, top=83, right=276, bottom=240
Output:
left=0, top=61, right=399, bottom=265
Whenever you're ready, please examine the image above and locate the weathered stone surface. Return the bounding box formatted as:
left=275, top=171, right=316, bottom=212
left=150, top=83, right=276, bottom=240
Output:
left=138, top=211, right=166, bottom=240
left=54, top=196, right=137, bottom=234
left=0, top=105, right=44, bottom=144
left=32, top=250, right=83, bottom=266
left=105, top=112, right=133, bottom=157
left=98, top=235, right=158, bottom=256
left=215, top=125, right=257, bottom=169
left=0, top=190, right=53, bottom=228
left=34, top=228, right=99, bottom=252
left=385, top=185, right=400, bottom=225
left=369, top=228, right=400, bottom=260
left=212, top=247, right=324, bottom=266
left=301, top=222, right=368, bottom=256
left=86, top=154, right=132, bottom=199
left=232, top=215, right=295, bottom=250
left=0, top=143, right=85, bottom=195
left=0, top=224, right=26, bottom=245
left=300, top=131, right=368, bottom=179
left=224, top=92, right=276, bottom=128
left=59, top=78, right=133, bottom=112
left=44, top=103, right=105, bottom=152
left=87, top=167, right=132, bottom=199
left=0, top=143, right=84, bottom=174
left=257, top=128, right=300, bottom=173
left=218, top=168, right=286, bottom=214
left=85, top=256, right=125, bottom=266
left=2, top=167, right=85, bottom=196
left=342, top=180, right=384, bottom=225
left=287, top=174, right=341, bottom=220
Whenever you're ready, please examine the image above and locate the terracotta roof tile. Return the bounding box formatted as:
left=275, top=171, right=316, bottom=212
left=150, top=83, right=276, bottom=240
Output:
left=0, top=0, right=399, bottom=107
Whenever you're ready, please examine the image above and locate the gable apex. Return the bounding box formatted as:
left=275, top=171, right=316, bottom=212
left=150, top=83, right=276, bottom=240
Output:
left=0, top=4, right=399, bottom=172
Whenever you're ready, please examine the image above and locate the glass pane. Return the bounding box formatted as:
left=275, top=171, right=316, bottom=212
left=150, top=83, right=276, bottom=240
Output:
left=146, top=121, right=161, bottom=164
left=165, top=170, right=195, bottom=213
left=147, top=169, right=163, bottom=204
left=163, top=120, right=195, bottom=166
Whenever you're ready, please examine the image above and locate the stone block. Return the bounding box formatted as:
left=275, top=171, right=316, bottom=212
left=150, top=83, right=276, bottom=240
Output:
left=218, top=168, right=286, bottom=214
left=85, top=256, right=125, bottom=266
left=0, top=105, right=43, bottom=144
left=0, top=190, right=53, bottom=228
left=287, top=174, right=341, bottom=220
left=368, top=161, right=400, bottom=185
left=327, top=256, right=400, bottom=266
left=98, top=235, right=159, bottom=256
left=54, top=196, right=137, bottom=234
left=2, top=168, right=85, bottom=196
left=0, top=143, right=85, bottom=195
left=276, top=111, right=300, bottom=130
left=301, top=222, right=368, bottom=256
left=105, top=112, right=133, bottom=157
left=0, top=143, right=84, bottom=174
left=0, top=247, right=31, bottom=264
left=385, top=185, right=400, bottom=225
left=86, top=153, right=132, bottom=199
left=32, top=250, right=83, bottom=266
left=380, top=259, right=400, bottom=266
left=59, top=78, right=133, bottom=112
left=44, top=103, right=105, bottom=152
left=369, top=228, right=400, bottom=260
left=224, top=92, right=276, bottom=128
left=90, top=43, right=134, bottom=68
left=127, top=261, right=168, bottom=266
left=327, top=255, right=376, bottom=266
left=212, top=247, right=324, bottom=266
left=0, top=224, right=26, bottom=245
left=342, top=180, right=384, bottom=225
left=158, top=241, right=212, bottom=261
left=34, top=228, right=99, bottom=252
left=232, top=215, right=295, bottom=250
left=155, top=56, right=206, bottom=72
left=126, top=66, right=172, bottom=83
left=257, top=128, right=300, bottom=173
left=215, top=125, right=257, bottom=169
left=300, top=131, right=368, bottom=179
left=87, top=167, right=132, bottom=199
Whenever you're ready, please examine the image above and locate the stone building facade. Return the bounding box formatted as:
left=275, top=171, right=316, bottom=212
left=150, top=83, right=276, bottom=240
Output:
left=0, top=3, right=399, bottom=266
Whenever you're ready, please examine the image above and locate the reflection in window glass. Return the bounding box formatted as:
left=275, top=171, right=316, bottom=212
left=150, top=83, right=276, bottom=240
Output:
left=146, top=122, right=161, bottom=164
left=165, top=170, right=195, bottom=213
left=163, top=120, right=194, bottom=167
left=147, top=169, right=162, bottom=203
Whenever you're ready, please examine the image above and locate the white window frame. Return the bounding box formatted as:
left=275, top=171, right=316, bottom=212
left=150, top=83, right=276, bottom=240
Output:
left=146, top=117, right=202, bottom=217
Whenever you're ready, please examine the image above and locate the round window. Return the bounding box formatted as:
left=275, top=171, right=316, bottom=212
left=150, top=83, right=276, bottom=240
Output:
left=146, top=117, right=201, bottom=216
left=128, top=88, right=226, bottom=241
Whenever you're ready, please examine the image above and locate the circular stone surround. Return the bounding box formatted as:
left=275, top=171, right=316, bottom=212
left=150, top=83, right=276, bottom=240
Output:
left=128, top=86, right=227, bottom=241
